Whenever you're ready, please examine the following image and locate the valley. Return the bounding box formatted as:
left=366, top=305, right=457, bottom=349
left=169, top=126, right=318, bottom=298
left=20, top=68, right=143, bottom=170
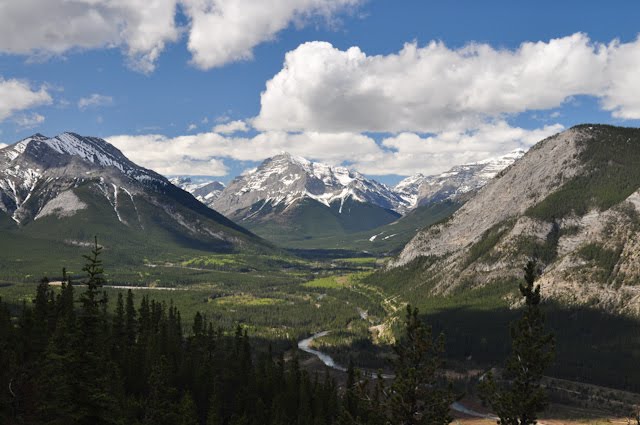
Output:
left=2, top=125, right=640, bottom=422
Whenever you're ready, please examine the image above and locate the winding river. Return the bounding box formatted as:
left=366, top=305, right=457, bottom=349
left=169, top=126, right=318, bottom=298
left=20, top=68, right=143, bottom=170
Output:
left=297, top=331, right=495, bottom=419
left=297, top=331, right=347, bottom=372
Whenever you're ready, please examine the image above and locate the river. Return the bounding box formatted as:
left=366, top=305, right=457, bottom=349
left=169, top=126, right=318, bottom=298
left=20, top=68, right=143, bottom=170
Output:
left=297, top=330, right=495, bottom=419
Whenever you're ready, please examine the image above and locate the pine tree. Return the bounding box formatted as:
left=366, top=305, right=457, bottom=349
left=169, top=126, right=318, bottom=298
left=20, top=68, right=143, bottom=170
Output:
left=479, top=260, right=555, bottom=425
left=385, top=305, right=455, bottom=425
left=143, top=356, right=178, bottom=425
left=178, top=392, right=199, bottom=425
left=74, top=237, right=122, bottom=425
left=37, top=271, right=78, bottom=425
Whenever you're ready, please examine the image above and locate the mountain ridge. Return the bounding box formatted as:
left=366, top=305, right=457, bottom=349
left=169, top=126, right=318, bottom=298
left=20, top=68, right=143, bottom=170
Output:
left=0, top=132, right=268, bottom=260
left=386, top=124, right=640, bottom=313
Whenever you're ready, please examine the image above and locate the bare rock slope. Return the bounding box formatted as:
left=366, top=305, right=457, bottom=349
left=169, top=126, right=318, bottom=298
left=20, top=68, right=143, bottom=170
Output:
left=390, top=125, right=640, bottom=313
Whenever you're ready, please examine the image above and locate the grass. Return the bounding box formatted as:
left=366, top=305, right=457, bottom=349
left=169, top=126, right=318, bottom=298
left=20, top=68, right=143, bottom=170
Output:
left=302, top=276, right=348, bottom=289
left=213, top=294, right=285, bottom=307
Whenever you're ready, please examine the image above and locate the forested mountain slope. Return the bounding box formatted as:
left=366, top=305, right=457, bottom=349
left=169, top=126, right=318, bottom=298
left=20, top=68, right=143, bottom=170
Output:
left=389, top=125, right=640, bottom=313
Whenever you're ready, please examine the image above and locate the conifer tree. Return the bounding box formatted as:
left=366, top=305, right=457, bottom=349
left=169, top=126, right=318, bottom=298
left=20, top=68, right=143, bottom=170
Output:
left=385, top=305, right=454, bottom=425
left=479, top=260, right=555, bottom=425
left=74, top=237, right=122, bottom=425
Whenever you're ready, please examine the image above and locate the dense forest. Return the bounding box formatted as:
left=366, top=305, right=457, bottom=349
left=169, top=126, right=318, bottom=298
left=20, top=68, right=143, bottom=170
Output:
left=0, top=243, right=472, bottom=425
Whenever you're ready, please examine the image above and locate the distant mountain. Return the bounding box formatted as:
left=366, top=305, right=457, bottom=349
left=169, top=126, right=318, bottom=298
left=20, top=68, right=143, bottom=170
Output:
left=394, top=149, right=525, bottom=209
left=203, top=151, right=528, bottom=250
left=210, top=153, right=407, bottom=246
left=0, top=132, right=269, bottom=267
left=388, top=124, right=640, bottom=313
left=170, top=177, right=225, bottom=206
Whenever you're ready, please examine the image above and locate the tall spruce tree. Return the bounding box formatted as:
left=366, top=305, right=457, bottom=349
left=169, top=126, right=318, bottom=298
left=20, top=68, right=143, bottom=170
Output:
left=479, top=260, right=555, bottom=425
left=74, top=237, right=122, bottom=425
left=385, top=305, right=455, bottom=425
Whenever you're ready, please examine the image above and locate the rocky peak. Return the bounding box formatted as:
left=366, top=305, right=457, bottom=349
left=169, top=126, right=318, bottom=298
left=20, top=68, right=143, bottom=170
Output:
left=394, top=149, right=526, bottom=209
left=212, top=153, right=406, bottom=218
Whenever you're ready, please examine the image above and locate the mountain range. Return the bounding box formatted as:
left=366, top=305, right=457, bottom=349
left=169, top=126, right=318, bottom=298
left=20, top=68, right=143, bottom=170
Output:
left=2, top=125, right=639, bottom=311
left=174, top=150, right=524, bottom=250
left=0, top=132, right=269, bottom=276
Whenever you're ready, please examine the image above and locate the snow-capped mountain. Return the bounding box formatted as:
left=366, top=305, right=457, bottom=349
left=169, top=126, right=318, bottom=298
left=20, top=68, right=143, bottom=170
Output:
left=0, top=132, right=263, bottom=253
left=170, top=177, right=225, bottom=206
left=213, top=153, right=408, bottom=218
left=394, top=149, right=526, bottom=209
left=209, top=153, right=405, bottom=245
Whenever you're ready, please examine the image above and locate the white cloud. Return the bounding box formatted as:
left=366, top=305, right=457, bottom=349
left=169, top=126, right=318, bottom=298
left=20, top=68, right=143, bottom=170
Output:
left=108, top=130, right=381, bottom=169
left=13, top=113, right=45, bottom=129
left=182, top=0, right=362, bottom=69
left=0, top=0, right=179, bottom=73
left=0, top=0, right=360, bottom=71
left=254, top=34, right=640, bottom=133
left=353, top=121, right=564, bottom=175
left=600, top=38, right=640, bottom=119
left=78, top=94, right=114, bottom=110
left=107, top=121, right=561, bottom=177
left=163, top=157, right=229, bottom=176
left=0, top=78, right=52, bottom=121
left=187, top=123, right=198, bottom=132
left=212, top=120, right=249, bottom=134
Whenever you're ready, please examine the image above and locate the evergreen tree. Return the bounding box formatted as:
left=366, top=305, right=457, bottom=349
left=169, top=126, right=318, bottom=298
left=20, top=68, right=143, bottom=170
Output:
left=385, top=305, right=455, bottom=425
left=74, top=237, right=122, bottom=425
left=144, top=356, right=178, bottom=425
left=479, top=260, right=555, bottom=425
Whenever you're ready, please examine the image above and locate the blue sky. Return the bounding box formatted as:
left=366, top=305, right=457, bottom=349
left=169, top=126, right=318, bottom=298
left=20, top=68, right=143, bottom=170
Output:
left=1, top=0, right=639, bottom=185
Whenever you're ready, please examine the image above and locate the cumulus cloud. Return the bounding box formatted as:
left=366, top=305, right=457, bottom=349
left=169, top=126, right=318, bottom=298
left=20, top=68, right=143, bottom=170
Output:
left=108, top=121, right=561, bottom=177
left=0, top=78, right=52, bottom=121
left=0, top=0, right=360, bottom=71
left=600, top=38, right=640, bottom=119
left=78, top=94, right=114, bottom=110
left=0, top=0, right=179, bottom=73
left=108, top=130, right=380, bottom=170
left=182, top=0, right=362, bottom=69
left=353, top=121, right=565, bottom=175
left=254, top=33, right=640, bottom=133
left=13, top=113, right=45, bottom=130
left=212, top=120, right=249, bottom=134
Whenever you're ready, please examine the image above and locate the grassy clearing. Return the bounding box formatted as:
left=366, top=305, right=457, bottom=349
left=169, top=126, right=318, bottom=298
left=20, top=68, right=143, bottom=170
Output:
left=213, top=294, right=285, bottom=307
left=302, top=276, right=347, bottom=289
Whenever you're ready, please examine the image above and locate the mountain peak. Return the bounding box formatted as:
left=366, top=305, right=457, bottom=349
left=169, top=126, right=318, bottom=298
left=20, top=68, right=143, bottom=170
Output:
left=271, top=151, right=311, bottom=165
left=394, top=149, right=526, bottom=208
left=213, top=153, right=407, bottom=218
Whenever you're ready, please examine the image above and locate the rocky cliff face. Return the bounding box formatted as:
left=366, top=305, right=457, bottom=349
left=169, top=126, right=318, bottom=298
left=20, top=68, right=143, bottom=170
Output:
left=390, top=125, right=640, bottom=313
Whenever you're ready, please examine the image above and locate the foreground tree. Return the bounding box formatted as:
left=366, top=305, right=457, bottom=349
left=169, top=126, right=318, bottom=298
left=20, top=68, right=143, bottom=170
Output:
left=479, top=260, right=555, bottom=425
left=385, top=305, right=455, bottom=425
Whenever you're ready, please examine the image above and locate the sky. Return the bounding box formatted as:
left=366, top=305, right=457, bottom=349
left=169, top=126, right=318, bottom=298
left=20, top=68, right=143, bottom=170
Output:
left=1, top=0, right=639, bottom=185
